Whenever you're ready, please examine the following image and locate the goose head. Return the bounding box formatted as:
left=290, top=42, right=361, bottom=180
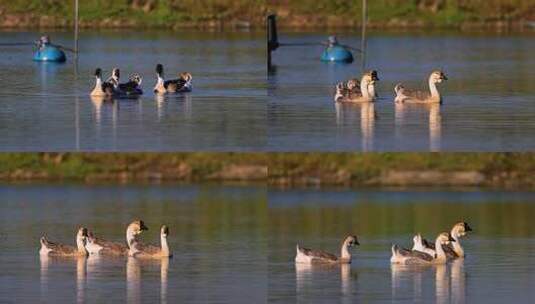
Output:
left=129, top=74, right=142, bottom=86
left=156, top=64, right=164, bottom=77
left=95, top=68, right=103, bottom=80
left=369, top=70, right=379, bottom=83
left=437, top=232, right=455, bottom=245
left=160, top=225, right=169, bottom=238
left=453, top=221, right=472, bottom=237
left=179, top=72, right=192, bottom=83
left=343, top=235, right=360, bottom=248
left=430, top=70, right=447, bottom=84
left=111, top=68, right=120, bottom=83
left=127, top=220, right=148, bottom=236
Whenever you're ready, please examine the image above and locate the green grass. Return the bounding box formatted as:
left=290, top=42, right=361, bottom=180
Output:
left=0, top=0, right=266, bottom=27
left=268, top=0, right=534, bottom=27
left=0, top=153, right=534, bottom=186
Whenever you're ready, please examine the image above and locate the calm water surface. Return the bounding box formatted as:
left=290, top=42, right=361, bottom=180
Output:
left=0, top=184, right=266, bottom=303
left=0, top=31, right=265, bottom=151
left=268, top=31, right=535, bottom=151
left=269, top=188, right=535, bottom=303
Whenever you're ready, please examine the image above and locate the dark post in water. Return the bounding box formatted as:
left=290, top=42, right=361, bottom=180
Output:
left=267, top=15, right=279, bottom=68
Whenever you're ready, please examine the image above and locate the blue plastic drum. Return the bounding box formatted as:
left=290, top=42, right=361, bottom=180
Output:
left=320, top=45, right=353, bottom=63
left=33, top=45, right=66, bottom=62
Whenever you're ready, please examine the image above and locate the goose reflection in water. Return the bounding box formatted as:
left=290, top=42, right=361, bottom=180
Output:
left=126, top=257, right=170, bottom=304
left=155, top=93, right=193, bottom=122
left=295, top=262, right=354, bottom=299
left=395, top=103, right=442, bottom=151
left=39, top=256, right=87, bottom=304
left=391, top=261, right=466, bottom=304
left=335, top=102, right=376, bottom=151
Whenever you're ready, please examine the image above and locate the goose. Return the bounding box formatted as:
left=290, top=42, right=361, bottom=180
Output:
left=391, top=232, right=455, bottom=265
left=39, top=227, right=89, bottom=257
left=344, top=70, right=379, bottom=98
left=90, top=68, right=115, bottom=97
left=85, top=220, right=148, bottom=255
left=394, top=70, right=447, bottom=104
left=153, top=64, right=192, bottom=94
left=412, top=222, right=472, bottom=259
left=108, top=68, right=143, bottom=97
left=129, top=225, right=172, bottom=258
left=334, top=71, right=378, bottom=103
left=295, top=235, right=359, bottom=264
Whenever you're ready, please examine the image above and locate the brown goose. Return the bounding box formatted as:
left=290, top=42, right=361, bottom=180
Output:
left=412, top=222, right=472, bottom=259
left=394, top=70, right=447, bottom=104
left=129, top=225, right=172, bottom=258
left=391, top=232, right=454, bottom=265
left=295, top=235, right=359, bottom=264
left=39, top=227, right=89, bottom=257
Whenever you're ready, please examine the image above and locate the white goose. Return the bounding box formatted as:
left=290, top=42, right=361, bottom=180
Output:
left=391, top=232, right=455, bottom=265
left=129, top=225, right=172, bottom=258
left=394, top=70, right=447, bottom=104
left=412, top=222, right=472, bottom=259
left=295, top=235, right=359, bottom=264
left=40, top=227, right=89, bottom=257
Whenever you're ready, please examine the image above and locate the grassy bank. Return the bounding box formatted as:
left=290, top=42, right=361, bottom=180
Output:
left=0, top=0, right=266, bottom=29
left=0, top=153, right=534, bottom=188
left=268, top=0, right=535, bottom=30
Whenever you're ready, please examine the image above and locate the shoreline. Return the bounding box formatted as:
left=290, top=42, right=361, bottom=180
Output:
left=0, top=13, right=533, bottom=32
left=1, top=153, right=533, bottom=189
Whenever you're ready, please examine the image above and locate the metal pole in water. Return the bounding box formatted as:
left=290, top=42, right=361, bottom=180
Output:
left=267, top=15, right=279, bottom=69
left=74, top=0, right=79, bottom=56
left=360, top=0, right=367, bottom=71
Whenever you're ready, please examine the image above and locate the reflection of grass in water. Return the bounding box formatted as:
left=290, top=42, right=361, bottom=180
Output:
left=269, top=153, right=535, bottom=183
left=0, top=153, right=534, bottom=184
left=270, top=199, right=535, bottom=238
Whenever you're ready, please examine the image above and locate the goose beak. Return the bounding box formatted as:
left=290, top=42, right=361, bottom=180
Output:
left=441, top=75, right=448, bottom=80
left=354, top=240, right=360, bottom=246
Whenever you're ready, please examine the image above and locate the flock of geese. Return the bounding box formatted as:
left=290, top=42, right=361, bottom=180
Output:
left=296, top=221, right=472, bottom=265
left=90, top=64, right=192, bottom=98
left=39, top=220, right=471, bottom=266
left=40, top=220, right=172, bottom=259
left=334, top=70, right=448, bottom=104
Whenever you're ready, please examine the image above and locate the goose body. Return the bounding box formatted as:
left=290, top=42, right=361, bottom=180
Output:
left=295, top=235, right=359, bottom=264
left=129, top=225, right=172, bottom=258
left=85, top=232, right=128, bottom=256
left=391, top=232, right=455, bottom=265
left=108, top=68, right=143, bottom=97
left=394, top=70, right=447, bottom=104
left=153, top=64, right=192, bottom=94
left=85, top=220, right=148, bottom=256
left=40, top=227, right=89, bottom=257
left=90, top=68, right=115, bottom=97
left=412, top=222, right=472, bottom=259
left=335, top=71, right=378, bottom=103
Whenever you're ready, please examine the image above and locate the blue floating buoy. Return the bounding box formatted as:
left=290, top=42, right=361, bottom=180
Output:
left=33, top=45, right=66, bottom=62
left=320, top=45, right=353, bottom=63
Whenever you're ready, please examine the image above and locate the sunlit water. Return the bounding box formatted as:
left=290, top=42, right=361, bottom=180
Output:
left=0, top=184, right=266, bottom=303
left=268, top=188, right=535, bottom=303
left=0, top=31, right=265, bottom=151
left=268, top=31, right=535, bottom=151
